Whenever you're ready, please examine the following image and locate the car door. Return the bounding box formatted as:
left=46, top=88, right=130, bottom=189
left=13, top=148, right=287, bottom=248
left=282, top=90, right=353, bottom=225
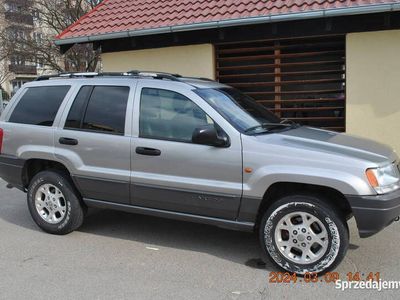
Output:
left=54, top=81, right=136, bottom=204
left=130, top=80, right=243, bottom=220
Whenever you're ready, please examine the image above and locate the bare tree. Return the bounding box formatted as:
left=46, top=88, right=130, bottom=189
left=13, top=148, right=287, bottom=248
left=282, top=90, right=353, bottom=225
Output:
left=0, top=43, right=12, bottom=87
left=0, top=0, right=103, bottom=74
left=35, top=0, right=103, bottom=72
left=36, top=0, right=102, bottom=34
left=0, top=2, right=14, bottom=93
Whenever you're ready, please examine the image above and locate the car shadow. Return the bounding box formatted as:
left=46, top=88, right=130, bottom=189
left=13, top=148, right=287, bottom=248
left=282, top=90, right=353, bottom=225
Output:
left=0, top=184, right=278, bottom=271
left=78, top=208, right=279, bottom=271
left=0, top=182, right=359, bottom=271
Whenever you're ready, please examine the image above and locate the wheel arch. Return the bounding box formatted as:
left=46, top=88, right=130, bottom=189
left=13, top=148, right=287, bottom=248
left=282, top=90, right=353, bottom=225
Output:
left=22, top=158, right=74, bottom=190
left=255, top=182, right=352, bottom=229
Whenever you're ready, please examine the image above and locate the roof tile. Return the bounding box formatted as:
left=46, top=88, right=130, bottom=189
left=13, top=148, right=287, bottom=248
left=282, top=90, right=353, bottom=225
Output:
left=57, top=0, right=400, bottom=40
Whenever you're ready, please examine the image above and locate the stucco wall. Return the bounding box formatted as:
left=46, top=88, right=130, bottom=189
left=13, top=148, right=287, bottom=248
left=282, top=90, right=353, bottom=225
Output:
left=101, top=44, right=215, bottom=79
left=346, top=29, right=400, bottom=152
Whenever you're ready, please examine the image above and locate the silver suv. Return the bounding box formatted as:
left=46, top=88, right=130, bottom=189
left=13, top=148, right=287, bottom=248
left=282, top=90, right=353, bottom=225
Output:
left=0, top=71, right=399, bottom=275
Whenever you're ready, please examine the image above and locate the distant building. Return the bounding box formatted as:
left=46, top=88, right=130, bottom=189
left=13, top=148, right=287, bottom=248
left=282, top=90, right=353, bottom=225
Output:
left=0, top=0, right=56, bottom=98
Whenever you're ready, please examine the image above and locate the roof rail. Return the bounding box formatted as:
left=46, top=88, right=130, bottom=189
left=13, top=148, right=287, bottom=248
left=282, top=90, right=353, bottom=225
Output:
left=34, top=71, right=214, bottom=82
left=181, top=76, right=214, bottom=82
left=127, top=70, right=182, bottom=81
left=34, top=72, right=134, bottom=81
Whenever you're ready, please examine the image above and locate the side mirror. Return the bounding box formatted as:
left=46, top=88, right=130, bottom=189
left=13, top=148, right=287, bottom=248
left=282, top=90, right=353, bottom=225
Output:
left=192, top=125, right=230, bottom=148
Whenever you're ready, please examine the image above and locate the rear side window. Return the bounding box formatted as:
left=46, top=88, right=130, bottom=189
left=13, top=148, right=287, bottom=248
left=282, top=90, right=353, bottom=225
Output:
left=65, top=86, right=92, bottom=129
left=65, top=86, right=129, bottom=135
left=9, top=86, right=70, bottom=126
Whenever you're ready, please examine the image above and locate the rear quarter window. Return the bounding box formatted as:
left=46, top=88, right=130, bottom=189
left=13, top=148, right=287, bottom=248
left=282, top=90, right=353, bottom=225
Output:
left=9, top=86, right=70, bottom=126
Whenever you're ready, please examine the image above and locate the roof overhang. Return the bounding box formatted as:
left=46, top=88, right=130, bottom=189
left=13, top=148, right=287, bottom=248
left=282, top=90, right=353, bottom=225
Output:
left=55, top=3, right=400, bottom=46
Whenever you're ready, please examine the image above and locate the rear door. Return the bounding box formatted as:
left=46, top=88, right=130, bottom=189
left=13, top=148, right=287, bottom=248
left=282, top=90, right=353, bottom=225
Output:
left=55, top=81, right=136, bottom=204
left=130, top=80, right=243, bottom=220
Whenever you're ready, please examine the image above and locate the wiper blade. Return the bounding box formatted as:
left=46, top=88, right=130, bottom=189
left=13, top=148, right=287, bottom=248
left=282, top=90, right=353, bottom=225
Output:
left=280, top=119, right=302, bottom=128
left=244, top=123, right=290, bottom=133
left=280, top=118, right=295, bottom=125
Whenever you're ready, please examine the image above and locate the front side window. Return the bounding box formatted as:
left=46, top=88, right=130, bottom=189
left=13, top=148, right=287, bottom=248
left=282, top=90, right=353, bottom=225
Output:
left=9, top=86, right=70, bottom=126
left=65, top=86, right=129, bottom=135
left=139, top=88, right=214, bottom=142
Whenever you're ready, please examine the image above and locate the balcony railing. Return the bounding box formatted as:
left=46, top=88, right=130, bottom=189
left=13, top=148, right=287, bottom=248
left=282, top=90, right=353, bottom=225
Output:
left=5, top=0, right=34, bottom=10
left=9, top=64, right=37, bottom=75
left=5, top=11, right=34, bottom=26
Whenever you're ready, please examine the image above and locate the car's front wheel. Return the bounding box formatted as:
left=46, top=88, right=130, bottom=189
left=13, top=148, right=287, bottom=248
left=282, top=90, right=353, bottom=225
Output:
left=259, top=194, right=349, bottom=275
left=27, top=170, right=85, bottom=235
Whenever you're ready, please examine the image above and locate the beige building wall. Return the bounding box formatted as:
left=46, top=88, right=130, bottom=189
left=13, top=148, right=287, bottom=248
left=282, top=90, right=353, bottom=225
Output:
left=346, top=29, right=400, bottom=152
left=101, top=44, right=216, bottom=79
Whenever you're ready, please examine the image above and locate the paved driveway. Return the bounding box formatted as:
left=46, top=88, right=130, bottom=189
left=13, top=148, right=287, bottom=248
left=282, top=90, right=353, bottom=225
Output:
left=0, top=179, right=398, bottom=299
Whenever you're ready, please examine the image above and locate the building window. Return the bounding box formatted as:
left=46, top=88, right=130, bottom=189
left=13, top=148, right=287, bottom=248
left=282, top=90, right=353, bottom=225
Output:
left=4, top=3, right=19, bottom=12
left=10, top=55, right=25, bottom=66
left=12, top=80, right=24, bottom=92
left=33, top=32, right=43, bottom=43
left=36, top=57, right=44, bottom=68
left=8, top=29, right=27, bottom=41
left=32, top=9, right=40, bottom=21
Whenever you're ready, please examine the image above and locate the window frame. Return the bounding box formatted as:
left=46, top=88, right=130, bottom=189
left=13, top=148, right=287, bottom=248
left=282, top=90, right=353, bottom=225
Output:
left=138, top=87, right=223, bottom=144
left=64, top=85, right=131, bottom=136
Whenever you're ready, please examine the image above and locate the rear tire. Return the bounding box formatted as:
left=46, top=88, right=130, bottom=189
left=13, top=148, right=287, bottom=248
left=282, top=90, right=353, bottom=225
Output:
left=259, top=194, right=349, bottom=275
left=27, top=170, right=85, bottom=235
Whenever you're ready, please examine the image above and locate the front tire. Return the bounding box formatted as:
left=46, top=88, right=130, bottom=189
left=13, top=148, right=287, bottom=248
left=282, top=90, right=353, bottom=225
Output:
left=259, top=194, right=349, bottom=275
left=27, top=170, right=85, bottom=235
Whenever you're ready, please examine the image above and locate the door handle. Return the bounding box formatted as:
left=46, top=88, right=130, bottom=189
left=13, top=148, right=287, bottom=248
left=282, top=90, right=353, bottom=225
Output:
left=59, top=137, right=78, bottom=146
left=136, top=147, right=161, bottom=156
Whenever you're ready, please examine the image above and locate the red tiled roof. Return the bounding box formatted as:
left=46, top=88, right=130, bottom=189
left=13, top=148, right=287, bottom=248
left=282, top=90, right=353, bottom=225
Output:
left=56, top=0, right=400, bottom=41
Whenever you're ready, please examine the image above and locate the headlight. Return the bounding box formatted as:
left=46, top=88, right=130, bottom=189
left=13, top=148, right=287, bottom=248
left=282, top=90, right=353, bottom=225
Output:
left=366, top=163, right=400, bottom=194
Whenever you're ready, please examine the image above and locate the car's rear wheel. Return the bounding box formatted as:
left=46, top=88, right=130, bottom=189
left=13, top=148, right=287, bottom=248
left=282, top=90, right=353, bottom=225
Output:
left=259, top=194, right=349, bottom=275
left=27, top=170, right=85, bottom=235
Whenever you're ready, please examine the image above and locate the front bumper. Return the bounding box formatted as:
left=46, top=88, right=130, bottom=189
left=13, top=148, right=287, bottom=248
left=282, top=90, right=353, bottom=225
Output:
left=347, top=189, right=400, bottom=238
left=0, top=155, right=25, bottom=190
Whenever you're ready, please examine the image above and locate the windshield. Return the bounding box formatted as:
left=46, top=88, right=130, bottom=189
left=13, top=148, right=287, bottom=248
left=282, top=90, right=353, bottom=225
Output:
left=195, top=87, right=285, bottom=134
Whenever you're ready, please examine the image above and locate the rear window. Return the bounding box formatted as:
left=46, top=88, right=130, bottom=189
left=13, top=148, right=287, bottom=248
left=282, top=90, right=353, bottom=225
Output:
left=9, top=86, right=70, bottom=126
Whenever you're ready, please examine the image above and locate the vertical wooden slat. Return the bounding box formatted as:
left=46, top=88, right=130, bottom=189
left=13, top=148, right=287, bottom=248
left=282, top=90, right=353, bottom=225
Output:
left=274, top=41, right=281, bottom=118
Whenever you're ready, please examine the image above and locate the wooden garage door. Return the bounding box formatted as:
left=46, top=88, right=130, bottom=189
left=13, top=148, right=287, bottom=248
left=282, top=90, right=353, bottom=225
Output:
left=215, top=35, right=346, bottom=132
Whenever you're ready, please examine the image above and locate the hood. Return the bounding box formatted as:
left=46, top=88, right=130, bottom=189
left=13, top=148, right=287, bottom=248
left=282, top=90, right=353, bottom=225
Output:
left=257, top=126, right=396, bottom=164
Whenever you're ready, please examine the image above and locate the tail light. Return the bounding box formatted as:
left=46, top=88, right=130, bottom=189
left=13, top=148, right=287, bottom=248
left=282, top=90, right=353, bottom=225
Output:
left=0, top=128, right=3, bottom=154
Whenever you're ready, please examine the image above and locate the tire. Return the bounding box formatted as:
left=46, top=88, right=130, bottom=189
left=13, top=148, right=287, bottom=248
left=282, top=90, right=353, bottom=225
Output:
left=259, top=194, right=349, bottom=275
left=27, top=170, right=85, bottom=235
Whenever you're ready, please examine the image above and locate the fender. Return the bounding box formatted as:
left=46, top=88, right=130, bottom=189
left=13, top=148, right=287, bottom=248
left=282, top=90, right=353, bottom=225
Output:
left=17, top=145, right=78, bottom=173
left=237, top=164, right=375, bottom=223
left=244, top=164, right=374, bottom=198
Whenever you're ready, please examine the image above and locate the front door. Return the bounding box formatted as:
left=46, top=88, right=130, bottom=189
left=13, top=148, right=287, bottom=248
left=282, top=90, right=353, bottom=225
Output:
left=130, top=80, right=243, bottom=220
